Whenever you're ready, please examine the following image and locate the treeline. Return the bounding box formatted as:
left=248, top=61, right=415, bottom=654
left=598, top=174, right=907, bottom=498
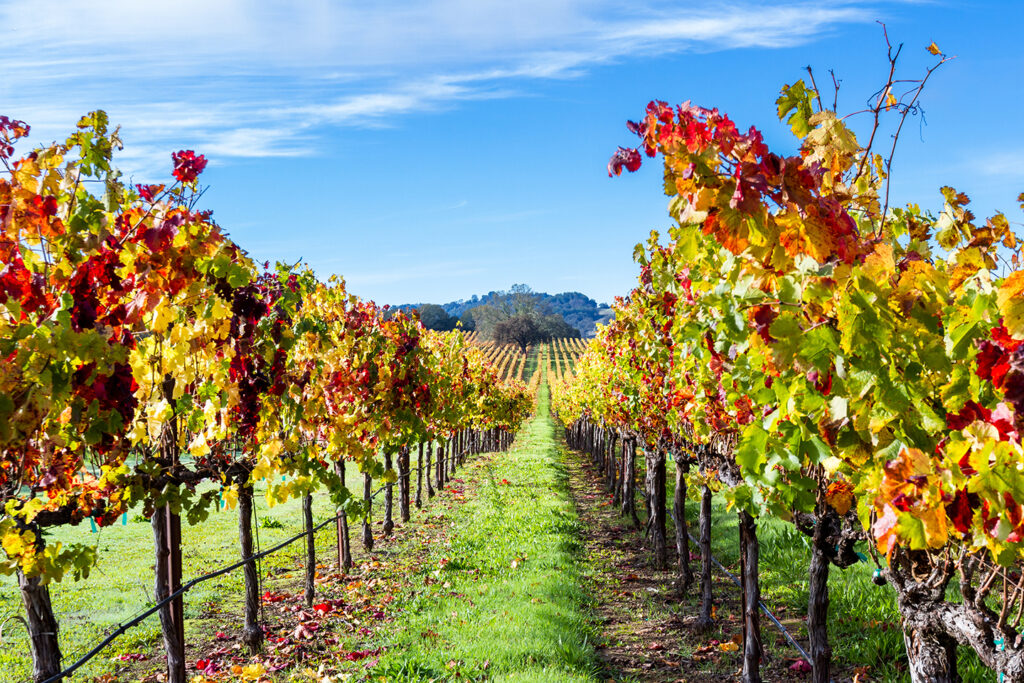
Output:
left=407, top=285, right=583, bottom=350
left=399, top=285, right=612, bottom=337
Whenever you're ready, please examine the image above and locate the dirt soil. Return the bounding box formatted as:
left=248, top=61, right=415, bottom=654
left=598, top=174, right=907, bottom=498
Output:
left=563, top=449, right=811, bottom=683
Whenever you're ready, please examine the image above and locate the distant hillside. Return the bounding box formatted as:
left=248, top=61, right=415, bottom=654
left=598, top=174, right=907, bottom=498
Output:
left=398, top=288, right=614, bottom=337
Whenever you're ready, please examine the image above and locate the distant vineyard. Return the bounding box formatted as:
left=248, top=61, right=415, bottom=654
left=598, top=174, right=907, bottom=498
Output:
left=545, top=338, right=585, bottom=386
left=463, top=331, right=527, bottom=382
left=463, top=333, right=584, bottom=384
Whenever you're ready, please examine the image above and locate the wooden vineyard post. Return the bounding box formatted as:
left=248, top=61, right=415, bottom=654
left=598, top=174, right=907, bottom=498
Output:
left=362, top=472, right=374, bottom=551
left=303, top=494, right=316, bottom=607
left=383, top=451, right=394, bottom=536
left=415, top=443, right=424, bottom=509
left=153, top=506, right=185, bottom=683
left=238, top=480, right=263, bottom=654
left=399, top=445, right=411, bottom=522
left=696, top=480, right=715, bottom=632
left=673, top=456, right=692, bottom=595
left=437, top=441, right=446, bottom=489
left=739, top=510, right=762, bottom=683
left=166, top=508, right=185, bottom=668
left=609, top=432, right=620, bottom=505
left=426, top=442, right=435, bottom=499
left=335, top=459, right=352, bottom=572
left=154, top=376, right=186, bottom=683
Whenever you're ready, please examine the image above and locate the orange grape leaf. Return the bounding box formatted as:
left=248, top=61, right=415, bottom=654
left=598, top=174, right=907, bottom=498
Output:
left=825, top=480, right=855, bottom=515
left=926, top=41, right=942, bottom=55
left=997, top=271, right=1024, bottom=339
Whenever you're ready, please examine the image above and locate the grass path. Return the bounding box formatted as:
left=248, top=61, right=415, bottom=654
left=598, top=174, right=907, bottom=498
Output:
left=1, top=376, right=602, bottom=683
left=365, top=377, right=599, bottom=682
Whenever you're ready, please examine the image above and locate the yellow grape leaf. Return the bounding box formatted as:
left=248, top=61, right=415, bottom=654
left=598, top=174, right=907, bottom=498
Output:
left=260, top=439, right=284, bottom=460
left=188, top=433, right=210, bottom=458
left=252, top=456, right=276, bottom=482
left=719, top=641, right=739, bottom=652
left=222, top=485, right=239, bottom=511
left=151, top=301, right=176, bottom=334
left=241, top=663, right=266, bottom=680
left=997, top=271, right=1024, bottom=338
left=926, top=41, right=942, bottom=56
left=1, top=529, right=36, bottom=557
left=20, top=498, right=46, bottom=523
left=885, top=91, right=898, bottom=110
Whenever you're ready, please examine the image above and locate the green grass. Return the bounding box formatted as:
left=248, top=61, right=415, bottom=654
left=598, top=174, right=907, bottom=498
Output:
left=643, top=455, right=996, bottom=682
left=520, top=345, right=541, bottom=380
left=0, top=473, right=363, bottom=681
left=1, top=380, right=600, bottom=682
left=367, top=378, right=599, bottom=681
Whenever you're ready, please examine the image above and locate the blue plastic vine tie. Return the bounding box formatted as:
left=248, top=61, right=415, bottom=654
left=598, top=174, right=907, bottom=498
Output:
left=122, top=512, right=127, bottom=526
left=89, top=517, right=97, bottom=533
left=995, top=635, right=1005, bottom=682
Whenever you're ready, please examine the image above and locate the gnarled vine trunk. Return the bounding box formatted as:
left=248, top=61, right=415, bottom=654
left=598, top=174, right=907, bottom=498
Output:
left=18, top=537, right=62, bottom=682
left=902, top=624, right=959, bottom=682
left=672, top=457, right=692, bottom=595
left=153, top=375, right=186, bottom=682
left=646, top=449, right=667, bottom=569
left=621, top=438, right=640, bottom=529
left=807, top=508, right=830, bottom=683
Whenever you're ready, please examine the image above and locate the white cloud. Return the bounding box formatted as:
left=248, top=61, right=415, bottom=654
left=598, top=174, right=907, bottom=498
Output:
left=0, top=0, right=876, bottom=174
left=976, top=152, right=1024, bottom=178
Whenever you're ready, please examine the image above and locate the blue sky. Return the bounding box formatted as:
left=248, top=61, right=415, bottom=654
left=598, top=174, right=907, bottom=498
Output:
left=3, top=0, right=1021, bottom=305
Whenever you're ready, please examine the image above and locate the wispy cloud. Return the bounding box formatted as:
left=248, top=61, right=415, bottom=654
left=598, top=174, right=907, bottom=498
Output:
left=0, top=0, right=876, bottom=175
left=343, top=260, right=487, bottom=287
left=976, top=151, right=1024, bottom=178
